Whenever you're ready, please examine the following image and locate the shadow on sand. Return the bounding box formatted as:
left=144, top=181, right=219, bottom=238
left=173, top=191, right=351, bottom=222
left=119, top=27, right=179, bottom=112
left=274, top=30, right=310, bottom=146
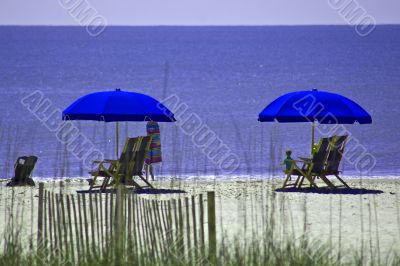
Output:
left=275, top=187, right=384, bottom=195
left=134, top=188, right=186, bottom=194
left=76, top=188, right=186, bottom=194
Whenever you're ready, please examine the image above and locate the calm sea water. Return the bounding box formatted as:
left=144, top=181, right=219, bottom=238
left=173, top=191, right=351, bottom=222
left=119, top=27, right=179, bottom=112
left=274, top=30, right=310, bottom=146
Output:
left=0, top=26, right=399, bottom=179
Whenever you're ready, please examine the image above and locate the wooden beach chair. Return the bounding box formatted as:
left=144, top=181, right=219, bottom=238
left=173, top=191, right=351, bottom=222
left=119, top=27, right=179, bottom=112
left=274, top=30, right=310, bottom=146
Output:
left=282, top=137, right=332, bottom=189
left=128, top=136, right=154, bottom=189
left=107, top=135, right=154, bottom=189
left=89, top=136, right=154, bottom=191
left=89, top=137, right=137, bottom=191
left=322, top=135, right=350, bottom=188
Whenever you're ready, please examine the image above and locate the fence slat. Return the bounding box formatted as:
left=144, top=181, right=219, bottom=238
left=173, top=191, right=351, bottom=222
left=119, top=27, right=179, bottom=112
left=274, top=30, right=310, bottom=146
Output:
left=51, top=192, right=58, bottom=253
left=77, top=194, right=85, bottom=256
left=66, top=195, right=75, bottom=263
left=95, top=193, right=100, bottom=251
left=134, top=195, right=143, bottom=256
left=55, top=194, right=63, bottom=253
left=152, top=200, right=164, bottom=256
left=167, top=200, right=173, bottom=245
left=199, top=193, right=205, bottom=256
left=178, top=198, right=185, bottom=256
left=48, top=191, right=53, bottom=251
left=60, top=194, right=68, bottom=256
left=43, top=189, right=47, bottom=246
left=127, top=193, right=133, bottom=248
left=185, top=197, right=191, bottom=261
left=192, top=195, right=198, bottom=261
left=105, top=192, right=109, bottom=245
left=89, top=193, right=96, bottom=253
left=81, top=194, right=90, bottom=253
left=99, top=192, right=104, bottom=251
left=71, top=195, right=81, bottom=260
left=207, top=191, right=216, bottom=265
left=37, top=183, right=44, bottom=249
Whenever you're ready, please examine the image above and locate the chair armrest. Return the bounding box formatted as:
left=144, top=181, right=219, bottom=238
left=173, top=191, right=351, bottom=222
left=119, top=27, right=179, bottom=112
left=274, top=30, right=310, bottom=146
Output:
left=104, top=159, right=118, bottom=163
left=92, top=159, right=118, bottom=164
left=292, top=160, right=307, bottom=163
left=298, top=157, right=312, bottom=161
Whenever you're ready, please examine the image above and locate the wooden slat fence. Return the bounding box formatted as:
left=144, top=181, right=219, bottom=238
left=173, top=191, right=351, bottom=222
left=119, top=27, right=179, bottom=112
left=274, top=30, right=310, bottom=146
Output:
left=36, top=184, right=216, bottom=264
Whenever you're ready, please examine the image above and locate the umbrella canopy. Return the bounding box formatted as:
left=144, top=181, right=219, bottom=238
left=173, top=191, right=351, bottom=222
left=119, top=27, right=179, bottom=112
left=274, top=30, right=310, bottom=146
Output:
left=62, top=89, right=175, bottom=157
left=258, top=89, right=372, bottom=154
left=258, top=89, right=371, bottom=124
left=62, top=89, right=176, bottom=122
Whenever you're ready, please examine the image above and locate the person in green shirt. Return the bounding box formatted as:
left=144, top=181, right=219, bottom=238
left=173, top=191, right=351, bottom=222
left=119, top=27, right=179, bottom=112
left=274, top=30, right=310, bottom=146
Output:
left=283, top=149, right=293, bottom=176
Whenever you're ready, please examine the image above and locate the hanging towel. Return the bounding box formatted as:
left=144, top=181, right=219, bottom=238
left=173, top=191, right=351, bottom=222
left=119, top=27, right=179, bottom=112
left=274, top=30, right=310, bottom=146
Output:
left=145, top=121, right=162, bottom=164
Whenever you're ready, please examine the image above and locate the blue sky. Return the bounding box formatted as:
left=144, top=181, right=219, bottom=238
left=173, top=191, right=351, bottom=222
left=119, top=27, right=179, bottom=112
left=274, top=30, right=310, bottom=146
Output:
left=0, top=0, right=399, bottom=25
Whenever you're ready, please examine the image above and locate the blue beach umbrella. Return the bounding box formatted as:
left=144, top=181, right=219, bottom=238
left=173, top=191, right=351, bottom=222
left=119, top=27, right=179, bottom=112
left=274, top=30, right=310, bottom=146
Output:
left=63, top=88, right=175, bottom=157
left=258, top=89, right=372, bottom=153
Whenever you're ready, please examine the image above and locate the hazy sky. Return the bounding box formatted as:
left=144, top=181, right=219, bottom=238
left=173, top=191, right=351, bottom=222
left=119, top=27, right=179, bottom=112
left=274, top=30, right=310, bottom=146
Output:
left=0, top=0, right=399, bottom=25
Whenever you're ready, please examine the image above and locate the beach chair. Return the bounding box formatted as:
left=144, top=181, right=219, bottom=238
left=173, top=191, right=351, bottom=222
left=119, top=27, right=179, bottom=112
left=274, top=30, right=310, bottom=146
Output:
left=282, top=137, right=332, bottom=189
left=89, top=137, right=137, bottom=191
left=322, top=135, right=350, bottom=188
left=108, top=135, right=154, bottom=189
left=89, top=136, right=154, bottom=191
left=128, top=136, right=154, bottom=189
left=6, top=156, right=38, bottom=187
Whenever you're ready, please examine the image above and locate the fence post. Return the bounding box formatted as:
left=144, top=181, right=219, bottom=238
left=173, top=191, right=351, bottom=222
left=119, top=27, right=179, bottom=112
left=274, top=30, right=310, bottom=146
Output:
left=115, top=185, right=124, bottom=234
left=115, top=185, right=124, bottom=262
left=37, top=183, right=44, bottom=249
left=207, top=191, right=216, bottom=265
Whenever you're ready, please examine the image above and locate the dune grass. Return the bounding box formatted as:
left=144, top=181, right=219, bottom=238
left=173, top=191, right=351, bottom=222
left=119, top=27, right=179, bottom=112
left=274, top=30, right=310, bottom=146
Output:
left=1, top=207, right=399, bottom=266
left=1, top=232, right=399, bottom=266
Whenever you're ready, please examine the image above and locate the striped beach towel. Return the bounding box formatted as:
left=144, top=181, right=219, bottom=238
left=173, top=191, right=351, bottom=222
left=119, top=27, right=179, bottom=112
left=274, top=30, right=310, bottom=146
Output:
left=145, top=121, right=162, bottom=164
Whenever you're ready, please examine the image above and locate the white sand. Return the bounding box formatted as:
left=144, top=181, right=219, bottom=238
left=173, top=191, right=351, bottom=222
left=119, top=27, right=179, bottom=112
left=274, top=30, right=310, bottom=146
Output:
left=0, top=178, right=399, bottom=261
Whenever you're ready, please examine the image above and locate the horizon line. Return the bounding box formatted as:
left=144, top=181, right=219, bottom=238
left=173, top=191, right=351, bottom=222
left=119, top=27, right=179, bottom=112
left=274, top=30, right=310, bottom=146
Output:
left=0, top=23, right=399, bottom=27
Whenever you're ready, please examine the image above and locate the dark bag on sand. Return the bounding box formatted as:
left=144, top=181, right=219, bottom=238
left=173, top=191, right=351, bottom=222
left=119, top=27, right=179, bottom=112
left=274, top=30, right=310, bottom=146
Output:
left=6, top=156, right=38, bottom=187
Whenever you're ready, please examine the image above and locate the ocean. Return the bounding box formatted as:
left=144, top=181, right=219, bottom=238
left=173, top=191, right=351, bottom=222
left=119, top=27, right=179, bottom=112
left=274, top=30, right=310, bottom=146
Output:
left=0, top=25, right=399, bottom=179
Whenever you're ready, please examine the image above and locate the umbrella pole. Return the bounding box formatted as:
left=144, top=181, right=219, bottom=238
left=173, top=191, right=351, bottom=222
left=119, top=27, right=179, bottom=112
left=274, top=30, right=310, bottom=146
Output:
left=311, top=122, right=315, bottom=155
left=116, top=122, right=119, bottom=158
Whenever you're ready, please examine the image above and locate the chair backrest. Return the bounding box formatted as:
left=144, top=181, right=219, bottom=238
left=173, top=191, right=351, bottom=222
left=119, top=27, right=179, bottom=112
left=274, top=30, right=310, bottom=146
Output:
left=130, top=136, right=151, bottom=175
left=311, top=137, right=332, bottom=173
left=117, top=137, right=137, bottom=175
left=14, top=156, right=38, bottom=181
left=325, top=135, right=348, bottom=174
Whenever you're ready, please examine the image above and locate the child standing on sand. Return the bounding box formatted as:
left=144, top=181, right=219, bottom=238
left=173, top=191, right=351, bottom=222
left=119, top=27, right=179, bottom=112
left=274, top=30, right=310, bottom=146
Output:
left=282, top=149, right=293, bottom=173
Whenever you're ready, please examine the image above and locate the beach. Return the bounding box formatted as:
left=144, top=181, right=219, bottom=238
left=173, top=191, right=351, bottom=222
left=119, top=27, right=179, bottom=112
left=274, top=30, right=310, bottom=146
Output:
left=1, top=177, right=399, bottom=261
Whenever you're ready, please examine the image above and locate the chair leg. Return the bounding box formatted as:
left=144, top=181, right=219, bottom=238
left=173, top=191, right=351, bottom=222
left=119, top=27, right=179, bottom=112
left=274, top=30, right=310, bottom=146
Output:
left=335, top=174, right=350, bottom=189
left=101, top=176, right=111, bottom=191
left=89, top=174, right=99, bottom=191
left=129, top=178, right=143, bottom=189
left=145, top=164, right=155, bottom=181
left=319, top=175, right=336, bottom=189
left=145, top=165, right=149, bottom=181
left=282, top=174, right=291, bottom=188
left=149, top=165, right=155, bottom=181
left=304, top=175, right=318, bottom=188
left=293, top=175, right=301, bottom=187
left=90, top=163, right=109, bottom=190
left=309, top=177, right=313, bottom=188
left=139, top=175, right=154, bottom=188
left=298, top=176, right=305, bottom=188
